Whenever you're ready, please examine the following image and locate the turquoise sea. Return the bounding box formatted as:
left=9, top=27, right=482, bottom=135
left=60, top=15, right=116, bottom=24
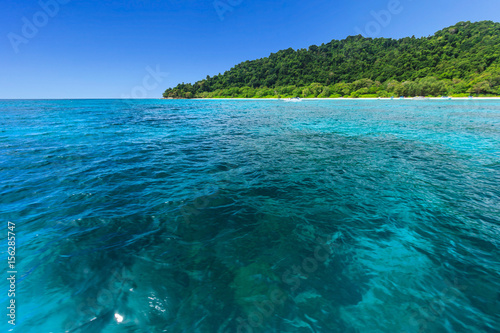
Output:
left=1, top=99, right=499, bottom=332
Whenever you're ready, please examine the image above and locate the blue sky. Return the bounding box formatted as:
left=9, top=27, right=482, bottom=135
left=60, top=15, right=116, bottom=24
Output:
left=1, top=0, right=499, bottom=99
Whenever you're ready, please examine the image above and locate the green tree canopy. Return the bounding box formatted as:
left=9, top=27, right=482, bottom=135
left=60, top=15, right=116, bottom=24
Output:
left=163, top=21, right=500, bottom=98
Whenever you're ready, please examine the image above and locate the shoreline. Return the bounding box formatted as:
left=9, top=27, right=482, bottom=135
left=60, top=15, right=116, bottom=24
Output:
left=165, top=97, right=500, bottom=101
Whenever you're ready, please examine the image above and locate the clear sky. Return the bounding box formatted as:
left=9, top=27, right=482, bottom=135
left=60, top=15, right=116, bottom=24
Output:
left=1, top=0, right=499, bottom=99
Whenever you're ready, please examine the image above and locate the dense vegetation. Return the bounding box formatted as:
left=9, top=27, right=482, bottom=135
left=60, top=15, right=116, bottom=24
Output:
left=163, top=21, right=500, bottom=98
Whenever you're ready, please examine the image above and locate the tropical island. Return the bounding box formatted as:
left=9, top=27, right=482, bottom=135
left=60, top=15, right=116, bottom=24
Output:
left=163, top=21, right=500, bottom=99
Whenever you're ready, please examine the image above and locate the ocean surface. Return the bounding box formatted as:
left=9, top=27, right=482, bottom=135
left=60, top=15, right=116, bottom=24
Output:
left=1, top=99, right=499, bottom=333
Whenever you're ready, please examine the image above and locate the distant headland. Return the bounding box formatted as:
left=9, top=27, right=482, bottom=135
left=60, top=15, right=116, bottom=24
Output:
left=163, top=21, right=500, bottom=99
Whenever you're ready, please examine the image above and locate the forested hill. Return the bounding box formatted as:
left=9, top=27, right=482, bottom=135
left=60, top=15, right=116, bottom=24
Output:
left=163, top=21, right=500, bottom=98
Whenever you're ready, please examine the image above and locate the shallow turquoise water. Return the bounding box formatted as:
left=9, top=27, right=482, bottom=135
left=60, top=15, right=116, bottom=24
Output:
left=1, top=99, right=499, bottom=332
